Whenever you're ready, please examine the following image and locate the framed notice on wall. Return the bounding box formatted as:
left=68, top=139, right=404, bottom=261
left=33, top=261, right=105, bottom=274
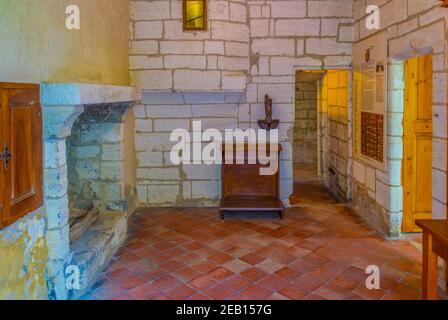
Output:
left=353, top=31, right=388, bottom=170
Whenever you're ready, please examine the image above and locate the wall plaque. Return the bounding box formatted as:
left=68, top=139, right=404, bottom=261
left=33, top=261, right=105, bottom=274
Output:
left=353, top=31, right=388, bottom=169
left=361, top=112, right=384, bottom=163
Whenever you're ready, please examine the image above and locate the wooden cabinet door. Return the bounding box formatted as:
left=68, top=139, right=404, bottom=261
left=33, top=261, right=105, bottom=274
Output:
left=0, top=87, right=5, bottom=225
left=402, top=55, right=433, bottom=232
left=0, top=84, right=43, bottom=228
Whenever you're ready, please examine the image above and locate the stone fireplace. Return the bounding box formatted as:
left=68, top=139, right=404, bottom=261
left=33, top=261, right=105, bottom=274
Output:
left=41, top=83, right=139, bottom=299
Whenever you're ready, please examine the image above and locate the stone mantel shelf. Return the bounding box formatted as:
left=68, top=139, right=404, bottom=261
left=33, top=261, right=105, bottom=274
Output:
left=141, top=90, right=246, bottom=104
left=41, top=83, right=140, bottom=106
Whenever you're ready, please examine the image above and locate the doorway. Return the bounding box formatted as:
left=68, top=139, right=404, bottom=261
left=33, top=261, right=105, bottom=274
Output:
left=402, top=54, right=433, bottom=232
left=293, top=71, right=324, bottom=182
left=291, top=69, right=351, bottom=204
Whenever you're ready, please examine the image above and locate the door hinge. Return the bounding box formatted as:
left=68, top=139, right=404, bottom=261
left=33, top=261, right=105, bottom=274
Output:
left=0, top=144, right=11, bottom=170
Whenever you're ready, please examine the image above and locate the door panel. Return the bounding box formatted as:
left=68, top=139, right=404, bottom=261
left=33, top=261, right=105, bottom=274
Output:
left=0, top=84, right=43, bottom=228
left=402, top=55, right=433, bottom=232
left=0, top=87, right=5, bottom=227
left=414, top=136, right=432, bottom=211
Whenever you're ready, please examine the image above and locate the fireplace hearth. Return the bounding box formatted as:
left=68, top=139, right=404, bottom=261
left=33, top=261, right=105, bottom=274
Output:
left=41, top=83, right=139, bottom=299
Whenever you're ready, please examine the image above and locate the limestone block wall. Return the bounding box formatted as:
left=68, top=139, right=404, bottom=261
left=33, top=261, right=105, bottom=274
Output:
left=134, top=91, right=246, bottom=206
left=294, top=72, right=320, bottom=166
left=246, top=0, right=354, bottom=202
left=130, top=0, right=249, bottom=91
left=131, top=0, right=355, bottom=206
left=67, top=104, right=133, bottom=213
left=352, top=0, right=448, bottom=237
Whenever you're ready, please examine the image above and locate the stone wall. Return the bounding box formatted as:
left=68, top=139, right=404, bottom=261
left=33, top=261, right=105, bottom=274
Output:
left=321, top=70, right=352, bottom=201
left=67, top=104, right=134, bottom=213
left=130, top=0, right=249, bottom=91
left=294, top=71, right=320, bottom=166
left=351, top=0, right=448, bottom=237
left=131, top=0, right=355, bottom=206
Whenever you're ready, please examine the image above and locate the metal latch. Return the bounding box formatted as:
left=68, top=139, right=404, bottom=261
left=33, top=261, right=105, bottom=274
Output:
left=0, top=144, right=11, bottom=170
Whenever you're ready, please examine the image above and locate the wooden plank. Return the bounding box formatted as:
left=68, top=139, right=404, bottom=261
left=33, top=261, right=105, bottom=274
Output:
left=220, top=196, right=284, bottom=211
left=69, top=206, right=100, bottom=243
left=402, top=58, right=416, bottom=232
left=416, top=220, right=448, bottom=247
left=422, top=232, right=440, bottom=300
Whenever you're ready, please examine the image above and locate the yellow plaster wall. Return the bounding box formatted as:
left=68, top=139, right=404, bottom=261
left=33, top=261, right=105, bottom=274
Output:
left=0, top=0, right=130, bottom=85
left=0, top=212, right=48, bottom=300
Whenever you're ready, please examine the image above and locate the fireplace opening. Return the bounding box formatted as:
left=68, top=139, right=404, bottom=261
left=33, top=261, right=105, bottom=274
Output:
left=63, top=103, right=132, bottom=298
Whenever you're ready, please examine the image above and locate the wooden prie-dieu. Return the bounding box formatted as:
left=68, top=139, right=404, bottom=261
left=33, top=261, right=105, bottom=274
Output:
left=219, top=143, right=284, bottom=220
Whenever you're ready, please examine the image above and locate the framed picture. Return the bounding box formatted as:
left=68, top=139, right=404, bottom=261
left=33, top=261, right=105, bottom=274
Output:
left=183, top=0, right=207, bottom=31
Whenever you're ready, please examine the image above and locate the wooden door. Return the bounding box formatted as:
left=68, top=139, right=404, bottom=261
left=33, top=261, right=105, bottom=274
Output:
left=0, top=84, right=43, bottom=229
left=402, top=55, right=433, bottom=232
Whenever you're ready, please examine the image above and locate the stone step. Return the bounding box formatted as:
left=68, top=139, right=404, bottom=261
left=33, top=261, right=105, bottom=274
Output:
left=68, top=211, right=127, bottom=299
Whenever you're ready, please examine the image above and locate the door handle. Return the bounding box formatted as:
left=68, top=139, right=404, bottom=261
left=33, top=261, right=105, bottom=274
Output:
left=0, top=144, right=11, bottom=170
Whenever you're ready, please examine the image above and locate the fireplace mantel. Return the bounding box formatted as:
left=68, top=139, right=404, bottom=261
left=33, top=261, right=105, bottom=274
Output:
left=41, top=83, right=140, bottom=106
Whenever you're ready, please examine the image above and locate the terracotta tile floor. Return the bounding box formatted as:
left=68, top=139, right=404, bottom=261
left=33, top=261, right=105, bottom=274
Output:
left=82, top=181, right=447, bottom=300
left=293, top=164, right=319, bottom=181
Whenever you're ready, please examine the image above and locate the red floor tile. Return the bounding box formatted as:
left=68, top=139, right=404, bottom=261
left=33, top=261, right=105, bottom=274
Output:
left=204, top=284, right=236, bottom=300
left=279, top=285, right=308, bottom=300
left=173, top=267, right=201, bottom=282
left=84, top=181, right=440, bottom=301
left=152, top=275, right=183, bottom=291
left=240, top=267, right=268, bottom=282
left=166, top=284, right=197, bottom=300
left=209, top=253, right=233, bottom=265
left=188, top=293, right=212, bottom=300
left=115, top=275, right=145, bottom=290
left=258, top=275, right=288, bottom=291
left=191, top=261, right=218, bottom=274
left=129, top=283, right=159, bottom=300
left=222, top=275, right=253, bottom=291
left=188, top=275, right=218, bottom=291
left=106, top=267, right=133, bottom=280
left=274, top=266, right=301, bottom=281
left=125, top=241, right=146, bottom=251
left=207, top=267, right=234, bottom=281
left=239, top=253, right=266, bottom=265
left=139, top=268, right=167, bottom=282
left=241, top=285, right=273, bottom=299
left=160, top=260, right=185, bottom=273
